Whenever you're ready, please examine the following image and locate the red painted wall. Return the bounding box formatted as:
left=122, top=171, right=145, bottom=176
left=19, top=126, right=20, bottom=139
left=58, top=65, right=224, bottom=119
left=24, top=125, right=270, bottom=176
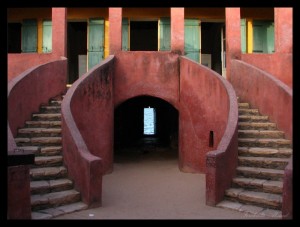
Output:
left=230, top=59, right=292, bottom=140
left=62, top=56, right=115, bottom=206
left=171, top=8, right=184, bottom=55
left=282, top=158, right=293, bottom=219
left=7, top=58, right=67, bottom=219
left=8, top=8, right=67, bottom=81
left=241, top=54, right=292, bottom=89
left=109, top=8, right=122, bottom=55
left=8, top=59, right=67, bottom=137
left=62, top=52, right=238, bottom=207
left=114, top=52, right=179, bottom=108
left=225, top=8, right=241, bottom=81
left=179, top=56, right=237, bottom=173
left=7, top=166, right=31, bottom=219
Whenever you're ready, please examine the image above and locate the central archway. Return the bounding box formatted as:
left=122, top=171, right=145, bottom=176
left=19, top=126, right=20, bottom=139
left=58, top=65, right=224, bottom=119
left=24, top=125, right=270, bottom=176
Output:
left=114, top=95, right=179, bottom=161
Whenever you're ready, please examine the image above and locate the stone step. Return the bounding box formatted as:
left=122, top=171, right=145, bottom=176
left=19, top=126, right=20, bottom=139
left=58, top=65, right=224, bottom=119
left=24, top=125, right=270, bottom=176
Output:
left=225, top=188, right=282, bottom=210
left=21, top=146, right=62, bottom=156
left=17, top=128, right=61, bottom=137
left=31, top=189, right=81, bottom=211
left=232, top=177, right=283, bottom=194
left=40, top=105, right=61, bottom=113
left=216, top=200, right=282, bottom=219
left=238, top=122, right=277, bottom=130
left=30, top=179, right=73, bottom=194
left=50, top=100, right=62, bottom=106
left=238, top=103, right=250, bottom=109
left=238, top=109, right=260, bottom=116
left=238, top=130, right=284, bottom=139
left=40, top=146, right=63, bottom=156
left=16, top=146, right=40, bottom=154
left=238, top=147, right=292, bottom=158
left=16, top=137, right=62, bottom=146
left=31, top=202, right=88, bottom=220
left=236, top=166, right=284, bottom=181
left=32, top=113, right=61, bottom=121
left=34, top=155, right=63, bottom=167
left=25, top=120, right=61, bottom=128
left=239, top=115, right=269, bottom=122
left=238, top=156, right=290, bottom=170
left=238, top=138, right=292, bottom=148
left=30, top=166, right=67, bottom=180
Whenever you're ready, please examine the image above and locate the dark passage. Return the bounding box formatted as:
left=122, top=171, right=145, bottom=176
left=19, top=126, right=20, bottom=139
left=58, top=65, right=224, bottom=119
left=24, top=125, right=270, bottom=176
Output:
left=114, top=96, right=178, bottom=158
left=130, top=21, right=158, bottom=51
left=67, top=22, right=87, bottom=84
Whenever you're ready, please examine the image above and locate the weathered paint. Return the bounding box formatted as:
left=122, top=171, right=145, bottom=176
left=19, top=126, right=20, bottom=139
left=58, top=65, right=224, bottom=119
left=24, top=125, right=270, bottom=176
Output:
left=109, top=8, right=122, bottom=55
left=52, top=8, right=67, bottom=58
left=240, top=7, right=292, bottom=88
left=61, top=57, right=115, bottom=206
left=62, top=52, right=238, bottom=207
left=114, top=52, right=179, bottom=108
left=171, top=8, right=184, bottom=55
left=275, top=8, right=292, bottom=54
left=179, top=56, right=236, bottom=173
left=225, top=8, right=241, bottom=82
left=8, top=58, right=67, bottom=137
left=7, top=166, right=32, bottom=219
left=8, top=8, right=67, bottom=80
left=282, top=158, right=293, bottom=219
left=7, top=58, right=67, bottom=219
left=241, top=53, right=292, bottom=88
left=230, top=59, right=292, bottom=140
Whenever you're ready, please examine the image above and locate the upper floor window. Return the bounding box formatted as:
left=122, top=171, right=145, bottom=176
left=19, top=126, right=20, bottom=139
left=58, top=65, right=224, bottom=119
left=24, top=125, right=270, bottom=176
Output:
left=8, top=19, right=52, bottom=54
left=241, top=19, right=274, bottom=54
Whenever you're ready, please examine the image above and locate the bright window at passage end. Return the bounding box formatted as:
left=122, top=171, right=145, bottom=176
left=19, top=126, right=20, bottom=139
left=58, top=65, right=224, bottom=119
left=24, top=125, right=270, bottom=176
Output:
left=144, top=107, right=156, bottom=135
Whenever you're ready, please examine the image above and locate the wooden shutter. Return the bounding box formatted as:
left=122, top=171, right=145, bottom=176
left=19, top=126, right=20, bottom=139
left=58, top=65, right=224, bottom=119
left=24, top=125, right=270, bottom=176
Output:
left=159, top=17, right=170, bottom=51
left=22, top=19, right=37, bottom=52
left=42, top=20, right=52, bottom=53
left=184, top=19, right=200, bottom=62
left=88, top=18, right=104, bottom=70
left=122, top=18, right=129, bottom=51
left=241, top=18, right=247, bottom=53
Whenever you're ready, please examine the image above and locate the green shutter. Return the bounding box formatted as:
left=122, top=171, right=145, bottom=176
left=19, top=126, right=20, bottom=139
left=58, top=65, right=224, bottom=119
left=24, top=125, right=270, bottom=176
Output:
left=253, top=20, right=266, bottom=53
left=241, top=18, right=247, bottom=53
left=266, top=22, right=274, bottom=53
left=42, top=20, right=52, bottom=53
left=88, top=18, right=104, bottom=70
left=159, top=17, right=170, bottom=51
left=253, top=20, right=274, bottom=53
left=22, top=19, right=37, bottom=53
left=184, top=19, right=200, bottom=62
left=122, top=18, right=129, bottom=51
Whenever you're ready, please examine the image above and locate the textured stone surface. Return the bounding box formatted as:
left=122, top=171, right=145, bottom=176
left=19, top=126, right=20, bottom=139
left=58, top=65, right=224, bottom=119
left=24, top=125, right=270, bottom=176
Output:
left=35, top=155, right=63, bottom=166
left=238, top=122, right=277, bottom=130
left=26, top=120, right=61, bottom=128
left=40, top=146, right=62, bottom=155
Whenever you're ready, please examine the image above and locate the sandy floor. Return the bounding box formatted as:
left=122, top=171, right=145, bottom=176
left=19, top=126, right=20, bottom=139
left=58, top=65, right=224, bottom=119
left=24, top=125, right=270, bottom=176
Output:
left=54, top=146, right=277, bottom=220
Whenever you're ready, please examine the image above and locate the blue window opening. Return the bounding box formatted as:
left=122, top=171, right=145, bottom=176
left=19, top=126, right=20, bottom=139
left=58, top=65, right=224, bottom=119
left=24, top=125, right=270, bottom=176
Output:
left=143, top=107, right=156, bottom=135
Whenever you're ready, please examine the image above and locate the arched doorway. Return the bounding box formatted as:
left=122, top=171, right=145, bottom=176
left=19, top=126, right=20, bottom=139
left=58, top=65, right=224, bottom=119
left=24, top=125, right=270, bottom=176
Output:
left=114, top=95, right=179, bottom=162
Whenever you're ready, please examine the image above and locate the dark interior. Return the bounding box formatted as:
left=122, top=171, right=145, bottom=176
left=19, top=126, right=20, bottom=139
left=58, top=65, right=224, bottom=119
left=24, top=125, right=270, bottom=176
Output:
left=114, top=96, right=178, bottom=152
left=8, top=23, right=22, bottom=53
left=130, top=21, right=158, bottom=51
left=67, top=22, right=87, bottom=84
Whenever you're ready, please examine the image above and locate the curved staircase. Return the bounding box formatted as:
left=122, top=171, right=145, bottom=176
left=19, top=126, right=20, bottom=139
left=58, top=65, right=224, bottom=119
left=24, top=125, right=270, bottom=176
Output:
left=14, top=95, right=88, bottom=219
left=216, top=99, right=292, bottom=219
